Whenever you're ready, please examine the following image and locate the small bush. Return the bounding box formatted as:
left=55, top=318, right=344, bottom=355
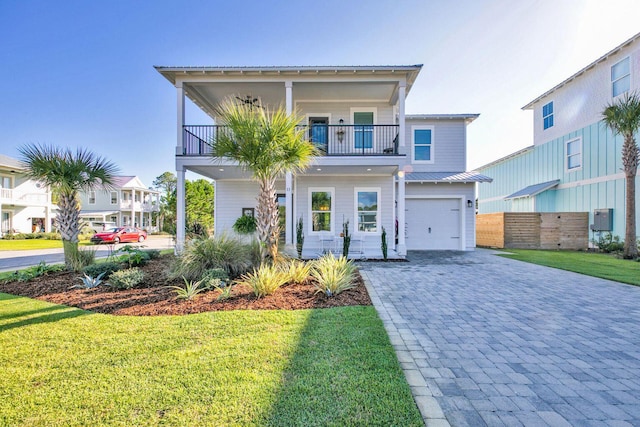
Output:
left=594, top=232, right=624, bottom=253
left=201, top=268, right=229, bottom=289
left=143, top=249, right=161, bottom=259
left=233, top=215, right=257, bottom=234
left=108, top=268, right=145, bottom=290
left=167, top=278, right=206, bottom=300
left=13, top=261, right=64, bottom=282
left=240, top=263, right=289, bottom=298
left=83, top=262, right=122, bottom=279
left=311, top=253, right=358, bottom=297
left=115, top=245, right=151, bottom=268
left=170, top=234, right=254, bottom=281
left=215, top=283, right=234, bottom=301
left=67, top=246, right=97, bottom=272
left=282, top=259, right=312, bottom=284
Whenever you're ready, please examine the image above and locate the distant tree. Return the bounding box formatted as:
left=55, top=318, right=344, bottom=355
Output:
left=19, top=144, right=118, bottom=268
left=602, top=92, right=640, bottom=259
left=214, top=97, right=316, bottom=261
left=153, top=172, right=177, bottom=233
left=185, top=179, right=215, bottom=232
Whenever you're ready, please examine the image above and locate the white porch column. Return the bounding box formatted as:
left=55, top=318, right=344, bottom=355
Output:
left=397, top=171, right=407, bottom=256
left=284, top=81, right=295, bottom=251
left=177, top=82, right=185, bottom=155
left=176, top=167, right=186, bottom=253
left=398, top=81, right=406, bottom=149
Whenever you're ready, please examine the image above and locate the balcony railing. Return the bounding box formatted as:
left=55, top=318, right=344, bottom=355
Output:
left=0, top=188, right=49, bottom=205
left=182, top=124, right=400, bottom=156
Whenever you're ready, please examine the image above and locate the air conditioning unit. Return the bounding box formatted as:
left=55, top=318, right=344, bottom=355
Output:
left=591, top=208, right=613, bottom=232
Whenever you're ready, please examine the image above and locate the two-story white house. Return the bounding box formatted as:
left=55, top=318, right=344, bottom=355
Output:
left=155, top=65, right=491, bottom=257
left=477, top=32, right=640, bottom=241
left=0, top=154, right=55, bottom=235
left=78, top=176, right=160, bottom=231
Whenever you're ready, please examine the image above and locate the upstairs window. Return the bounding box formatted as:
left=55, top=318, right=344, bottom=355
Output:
left=566, top=138, right=582, bottom=170
left=542, top=102, right=554, bottom=130
left=88, top=191, right=96, bottom=204
left=110, top=191, right=118, bottom=205
left=412, top=126, right=434, bottom=163
left=612, top=57, right=630, bottom=98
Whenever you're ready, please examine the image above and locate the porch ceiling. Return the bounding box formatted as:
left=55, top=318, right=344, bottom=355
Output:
left=185, top=81, right=400, bottom=118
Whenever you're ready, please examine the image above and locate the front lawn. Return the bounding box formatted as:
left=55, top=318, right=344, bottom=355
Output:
left=0, top=240, right=91, bottom=251
left=499, top=249, right=640, bottom=286
left=0, top=293, right=423, bottom=426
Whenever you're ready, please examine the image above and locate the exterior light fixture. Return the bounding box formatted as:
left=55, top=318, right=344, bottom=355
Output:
left=467, top=200, right=473, bottom=208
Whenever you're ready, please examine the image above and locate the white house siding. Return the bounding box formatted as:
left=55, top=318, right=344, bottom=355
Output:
left=0, top=171, right=53, bottom=234
left=402, top=118, right=467, bottom=172
left=530, top=40, right=640, bottom=146
left=404, top=182, right=476, bottom=250
left=296, top=102, right=395, bottom=124
left=295, top=175, right=394, bottom=256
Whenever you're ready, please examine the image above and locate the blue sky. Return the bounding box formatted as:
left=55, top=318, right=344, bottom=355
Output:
left=2, top=0, right=639, bottom=187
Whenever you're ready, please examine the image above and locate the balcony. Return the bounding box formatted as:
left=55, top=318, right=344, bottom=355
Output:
left=0, top=188, right=49, bottom=206
left=182, top=124, right=400, bottom=157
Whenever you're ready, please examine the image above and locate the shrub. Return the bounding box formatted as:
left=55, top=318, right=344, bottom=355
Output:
left=108, top=268, right=144, bottom=290
left=232, top=215, right=257, bottom=234
left=67, top=246, right=97, bottom=272
left=115, top=245, right=151, bottom=268
left=214, top=283, right=234, bottom=301
left=201, top=268, right=229, bottom=289
left=311, top=253, right=358, bottom=297
left=83, top=261, right=121, bottom=279
left=168, top=277, right=206, bottom=300
left=342, top=220, right=351, bottom=258
left=282, top=259, right=312, bottom=284
left=170, top=234, right=254, bottom=281
left=594, top=232, right=624, bottom=253
left=240, top=263, right=289, bottom=298
left=296, top=217, right=304, bottom=258
left=381, top=227, right=388, bottom=260
left=143, top=249, right=161, bottom=259
left=13, top=261, right=64, bottom=282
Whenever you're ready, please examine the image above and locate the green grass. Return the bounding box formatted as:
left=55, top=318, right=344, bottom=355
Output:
left=0, top=294, right=423, bottom=426
left=0, top=240, right=91, bottom=251
left=499, top=249, right=640, bottom=286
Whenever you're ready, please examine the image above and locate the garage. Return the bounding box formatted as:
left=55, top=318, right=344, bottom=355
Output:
left=405, top=198, right=462, bottom=250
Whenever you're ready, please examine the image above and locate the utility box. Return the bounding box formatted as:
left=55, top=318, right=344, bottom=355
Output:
left=592, top=208, right=613, bottom=231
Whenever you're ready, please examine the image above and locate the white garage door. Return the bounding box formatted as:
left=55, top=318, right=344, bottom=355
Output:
left=405, top=198, right=461, bottom=250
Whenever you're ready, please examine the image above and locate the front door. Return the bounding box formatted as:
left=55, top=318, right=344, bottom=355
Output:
left=309, top=117, right=328, bottom=153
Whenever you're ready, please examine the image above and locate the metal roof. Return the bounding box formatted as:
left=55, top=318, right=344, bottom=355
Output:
left=0, top=154, right=25, bottom=170
left=404, top=171, right=493, bottom=183
left=406, top=114, right=480, bottom=123
left=475, top=146, right=534, bottom=171
left=504, top=179, right=560, bottom=200
left=522, top=31, right=640, bottom=110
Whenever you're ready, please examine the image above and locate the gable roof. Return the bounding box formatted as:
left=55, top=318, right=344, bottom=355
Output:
left=405, top=171, right=493, bottom=183
left=0, top=154, right=25, bottom=170
left=522, top=31, right=640, bottom=110
left=505, top=180, right=560, bottom=200
left=406, top=114, right=480, bottom=124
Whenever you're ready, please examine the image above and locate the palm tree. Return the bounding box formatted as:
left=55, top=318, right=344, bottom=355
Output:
left=602, top=92, right=640, bottom=259
left=18, top=144, right=119, bottom=267
left=214, top=97, right=316, bottom=261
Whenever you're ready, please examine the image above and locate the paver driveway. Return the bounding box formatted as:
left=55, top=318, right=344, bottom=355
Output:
left=360, top=249, right=640, bottom=427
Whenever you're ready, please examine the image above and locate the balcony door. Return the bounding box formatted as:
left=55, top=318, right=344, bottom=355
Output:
left=308, top=117, right=329, bottom=153
left=353, top=111, right=374, bottom=151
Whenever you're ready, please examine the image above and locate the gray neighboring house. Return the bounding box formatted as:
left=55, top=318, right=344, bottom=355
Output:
left=78, top=176, right=160, bottom=231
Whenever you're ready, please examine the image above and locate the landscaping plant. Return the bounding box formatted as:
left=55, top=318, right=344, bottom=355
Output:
left=381, top=226, right=388, bottom=260
left=240, top=263, right=289, bottom=298
left=283, top=259, right=312, bottom=284
left=168, top=277, right=207, bottom=300
left=107, top=268, right=145, bottom=290
left=342, top=219, right=351, bottom=258
left=311, top=253, right=358, bottom=297
left=71, top=272, right=106, bottom=289
left=82, top=261, right=121, bottom=279
left=296, top=216, right=304, bottom=258
left=232, top=214, right=257, bottom=234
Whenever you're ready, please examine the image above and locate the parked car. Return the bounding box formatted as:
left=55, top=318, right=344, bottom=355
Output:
left=90, top=227, right=147, bottom=244
left=85, top=221, right=117, bottom=234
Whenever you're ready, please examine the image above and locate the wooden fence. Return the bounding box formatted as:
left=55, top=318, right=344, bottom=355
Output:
left=476, top=212, right=589, bottom=250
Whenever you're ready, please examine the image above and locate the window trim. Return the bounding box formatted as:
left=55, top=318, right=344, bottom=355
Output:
left=411, top=125, right=435, bottom=164
left=110, top=191, right=118, bottom=205
left=350, top=107, right=377, bottom=151
left=565, top=137, right=582, bottom=172
left=354, top=187, right=381, bottom=235
left=308, top=187, right=335, bottom=235
left=88, top=190, right=96, bottom=205
left=611, top=57, right=630, bottom=98
left=542, top=101, right=554, bottom=130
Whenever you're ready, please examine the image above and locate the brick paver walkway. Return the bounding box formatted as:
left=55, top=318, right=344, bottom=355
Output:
left=360, top=250, right=640, bottom=426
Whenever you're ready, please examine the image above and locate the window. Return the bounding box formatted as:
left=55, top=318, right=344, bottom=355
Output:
left=110, top=215, right=118, bottom=224
left=355, top=188, right=380, bottom=233
left=566, top=138, right=582, bottom=170
left=134, top=193, right=140, bottom=202
left=309, top=188, right=333, bottom=233
left=110, top=191, right=118, bottom=205
left=542, top=102, right=554, bottom=130
left=612, top=57, right=630, bottom=97
left=412, top=126, right=434, bottom=163
left=0, top=176, right=11, bottom=189
left=88, top=191, right=96, bottom=204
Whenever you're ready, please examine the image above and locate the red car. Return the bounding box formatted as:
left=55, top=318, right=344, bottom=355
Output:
left=91, top=227, right=147, bottom=244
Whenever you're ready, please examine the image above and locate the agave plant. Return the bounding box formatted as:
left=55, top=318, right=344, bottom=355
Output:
left=167, top=277, right=207, bottom=300
left=70, top=272, right=106, bottom=289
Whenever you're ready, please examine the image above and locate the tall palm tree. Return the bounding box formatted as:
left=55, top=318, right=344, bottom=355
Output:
left=214, top=97, right=316, bottom=261
left=18, top=144, right=119, bottom=267
left=602, top=92, right=640, bottom=259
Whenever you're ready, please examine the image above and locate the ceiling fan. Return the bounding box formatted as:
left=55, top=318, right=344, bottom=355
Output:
left=236, top=95, right=263, bottom=109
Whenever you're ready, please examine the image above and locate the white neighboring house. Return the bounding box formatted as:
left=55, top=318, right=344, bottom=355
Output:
left=78, top=176, right=160, bottom=232
left=155, top=65, right=491, bottom=257
left=0, top=154, right=55, bottom=235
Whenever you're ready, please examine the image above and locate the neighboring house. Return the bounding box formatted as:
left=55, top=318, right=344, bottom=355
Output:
left=477, top=32, right=640, bottom=241
left=0, top=154, right=55, bottom=235
left=155, top=65, right=491, bottom=257
left=78, top=176, right=160, bottom=231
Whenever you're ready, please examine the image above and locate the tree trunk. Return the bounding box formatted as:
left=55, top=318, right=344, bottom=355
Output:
left=256, top=177, right=280, bottom=261
left=622, top=134, right=639, bottom=259
left=56, top=191, right=81, bottom=268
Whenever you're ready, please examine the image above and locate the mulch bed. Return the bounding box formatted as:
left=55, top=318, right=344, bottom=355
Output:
left=0, top=254, right=372, bottom=316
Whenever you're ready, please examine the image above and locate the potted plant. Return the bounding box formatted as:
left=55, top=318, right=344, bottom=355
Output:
left=233, top=215, right=257, bottom=235
left=342, top=220, right=351, bottom=258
